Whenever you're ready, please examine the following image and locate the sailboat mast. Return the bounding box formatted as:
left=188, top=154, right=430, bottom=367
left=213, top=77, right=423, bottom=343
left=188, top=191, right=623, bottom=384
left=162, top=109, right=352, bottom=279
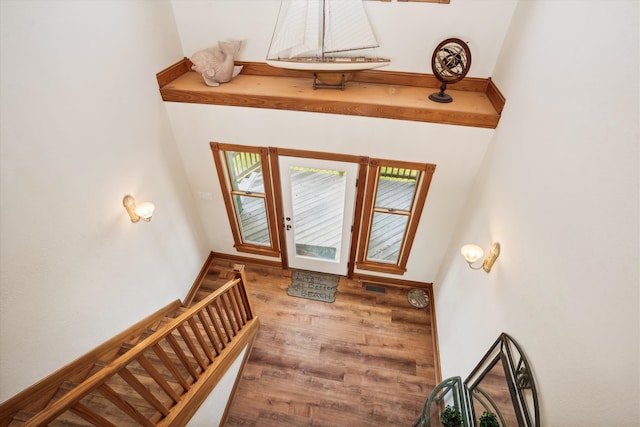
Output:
left=321, top=0, right=326, bottom=61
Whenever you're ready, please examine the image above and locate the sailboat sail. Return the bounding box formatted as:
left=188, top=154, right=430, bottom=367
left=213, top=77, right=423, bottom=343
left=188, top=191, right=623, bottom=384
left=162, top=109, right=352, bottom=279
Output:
left=268, top=0, right=322, bottom=59
left=267, top=0, right=390, bottom=72
left=322, top=1, right=379, bottom=54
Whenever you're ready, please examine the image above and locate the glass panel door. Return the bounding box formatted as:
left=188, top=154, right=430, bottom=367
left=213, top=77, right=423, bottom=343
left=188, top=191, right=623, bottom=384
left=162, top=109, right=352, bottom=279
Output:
left=279, top=156, right=358, bottom=275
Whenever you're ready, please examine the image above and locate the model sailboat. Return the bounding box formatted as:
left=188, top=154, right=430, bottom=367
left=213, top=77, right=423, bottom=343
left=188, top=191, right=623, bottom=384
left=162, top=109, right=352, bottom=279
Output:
left=266, top=0, right=390, bottom=73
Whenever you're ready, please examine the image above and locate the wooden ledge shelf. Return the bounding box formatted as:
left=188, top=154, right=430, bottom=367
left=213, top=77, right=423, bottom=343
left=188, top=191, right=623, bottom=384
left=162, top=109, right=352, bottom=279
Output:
left=157, top=59, right=504, bottom=129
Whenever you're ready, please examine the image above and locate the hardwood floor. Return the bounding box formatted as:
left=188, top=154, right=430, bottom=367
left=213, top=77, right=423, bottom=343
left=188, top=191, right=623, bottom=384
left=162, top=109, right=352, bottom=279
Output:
left=221, top=261, right=438, bottom=426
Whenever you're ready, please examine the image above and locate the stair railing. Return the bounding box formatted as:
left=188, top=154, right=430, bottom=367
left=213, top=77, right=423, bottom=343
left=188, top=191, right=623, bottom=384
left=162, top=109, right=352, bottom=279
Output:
left=21, top=265, right=258, bottom=427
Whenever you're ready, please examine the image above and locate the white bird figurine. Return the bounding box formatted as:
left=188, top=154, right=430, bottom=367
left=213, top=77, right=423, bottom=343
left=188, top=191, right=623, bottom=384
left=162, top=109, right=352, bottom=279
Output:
left=190, top=40, right=243, bottom=87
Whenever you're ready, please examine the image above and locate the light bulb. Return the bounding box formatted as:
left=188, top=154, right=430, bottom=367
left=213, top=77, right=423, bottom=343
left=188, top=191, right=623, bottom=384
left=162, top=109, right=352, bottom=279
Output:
left=461, top=244, right=484, bottom=263
left=135, top=202, right=155, bottom=221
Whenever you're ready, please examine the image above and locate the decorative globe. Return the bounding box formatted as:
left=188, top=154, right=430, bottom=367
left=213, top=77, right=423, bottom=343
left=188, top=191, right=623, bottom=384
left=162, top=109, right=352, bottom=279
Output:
left=433, top=40, right=471, bottom=83
left=429, top=38, right=472, bottom=103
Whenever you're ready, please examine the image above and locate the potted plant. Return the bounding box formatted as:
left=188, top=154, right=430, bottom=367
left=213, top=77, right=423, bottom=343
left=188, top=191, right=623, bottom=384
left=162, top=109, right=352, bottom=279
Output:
left=440, top=405, right=463, bottom=427
left=479, top=410, right=500, bottom=427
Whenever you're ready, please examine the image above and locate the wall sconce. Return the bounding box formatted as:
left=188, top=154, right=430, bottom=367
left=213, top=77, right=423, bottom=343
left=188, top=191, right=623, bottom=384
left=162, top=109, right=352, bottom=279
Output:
left=123, top=195, right=155, bottom=223
left=461, top=242, right=500, bottom=272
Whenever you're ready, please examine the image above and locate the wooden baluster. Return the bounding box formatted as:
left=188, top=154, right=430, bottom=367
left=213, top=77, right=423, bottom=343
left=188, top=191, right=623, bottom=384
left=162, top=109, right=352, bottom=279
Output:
left=226, top=287, right=245, bottom=330
left=187, top=316, right=215, bottom=363
left=234, top=264, right=255, bottom=320
left=70, top=402, right=117, bottom=427
left=232, top=285, right=249, bottom=325
left=213, top=299, right=234, bottom=341
left=237, top=283, right=253, bottom=320
left=137, top=354, right=181, bottom=403
left=198, top=310, right=222, bottom=356
left=177, top=325, right=208, bottom=371
left=206, top=304, right=228, bottom=348
left=118, top=368, right=170, bottom=417
left=166, top=334, right=200, bottom=380
left=152, top=344, right=190, bottom=391
left=97, top=383, right=154, bottom=427
left=220, top=293, right=239, bottom=335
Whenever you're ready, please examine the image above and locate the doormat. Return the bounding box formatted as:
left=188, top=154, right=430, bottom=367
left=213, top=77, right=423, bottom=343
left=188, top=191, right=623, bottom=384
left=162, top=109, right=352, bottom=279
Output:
left=295, top=243, right=337, bottom=260
left=286, top=270, right=339, bottom=303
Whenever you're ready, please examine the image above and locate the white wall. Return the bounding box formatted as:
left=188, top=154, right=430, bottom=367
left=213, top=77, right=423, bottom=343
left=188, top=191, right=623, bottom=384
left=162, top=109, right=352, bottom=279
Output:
left=434, top=1, right=639, bottom=426
left=0, top=0, right=209, bottom=401
left=163, top=0, right=520, bottom=282
left=187, top=346, right=248, bottom=427
left=165, top=102, right=494, bottom=281
left=170, top=0, right=517, bottom=76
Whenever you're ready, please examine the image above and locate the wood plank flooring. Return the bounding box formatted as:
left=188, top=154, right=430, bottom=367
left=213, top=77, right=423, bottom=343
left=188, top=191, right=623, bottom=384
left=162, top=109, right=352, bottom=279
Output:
left=221, top=261, right=438, bottom=426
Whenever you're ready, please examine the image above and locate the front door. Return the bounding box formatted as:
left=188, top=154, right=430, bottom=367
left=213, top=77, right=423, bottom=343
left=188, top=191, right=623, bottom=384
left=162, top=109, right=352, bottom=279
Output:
left=279, top=156, right=358, bottom=275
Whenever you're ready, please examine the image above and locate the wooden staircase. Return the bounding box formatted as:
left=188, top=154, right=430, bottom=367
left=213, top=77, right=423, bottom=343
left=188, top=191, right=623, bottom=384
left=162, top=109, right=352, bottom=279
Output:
left=0, top=260, right=259, bottom=426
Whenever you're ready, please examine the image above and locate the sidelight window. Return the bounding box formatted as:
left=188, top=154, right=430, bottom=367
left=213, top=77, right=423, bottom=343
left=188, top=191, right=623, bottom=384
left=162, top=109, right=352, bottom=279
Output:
left=210, top=143, right=279, bottom=257
left=356, top=159, right=436, bottom=274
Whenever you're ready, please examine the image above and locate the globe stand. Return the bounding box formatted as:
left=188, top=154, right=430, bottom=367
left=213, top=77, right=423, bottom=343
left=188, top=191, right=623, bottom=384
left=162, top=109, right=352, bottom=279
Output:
left=428, top=81, right=453, bottom=103
left=428, top=38, right=471, bottom=105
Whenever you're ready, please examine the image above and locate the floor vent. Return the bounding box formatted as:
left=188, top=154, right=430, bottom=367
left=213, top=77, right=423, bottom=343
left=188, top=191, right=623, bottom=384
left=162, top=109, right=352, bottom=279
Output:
left=364, top=284, right=387, bottom=294
left=408, top=288, right=429, bottom=308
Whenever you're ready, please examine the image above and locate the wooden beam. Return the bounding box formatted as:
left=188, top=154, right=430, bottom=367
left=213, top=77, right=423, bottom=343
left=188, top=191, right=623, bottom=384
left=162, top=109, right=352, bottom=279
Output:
left=157, top=59, right=504, bottom=129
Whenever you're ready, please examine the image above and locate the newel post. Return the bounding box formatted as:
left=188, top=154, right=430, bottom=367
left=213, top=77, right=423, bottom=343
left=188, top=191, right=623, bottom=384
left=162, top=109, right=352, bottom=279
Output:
left=233, top=264, right=255, bottom=319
